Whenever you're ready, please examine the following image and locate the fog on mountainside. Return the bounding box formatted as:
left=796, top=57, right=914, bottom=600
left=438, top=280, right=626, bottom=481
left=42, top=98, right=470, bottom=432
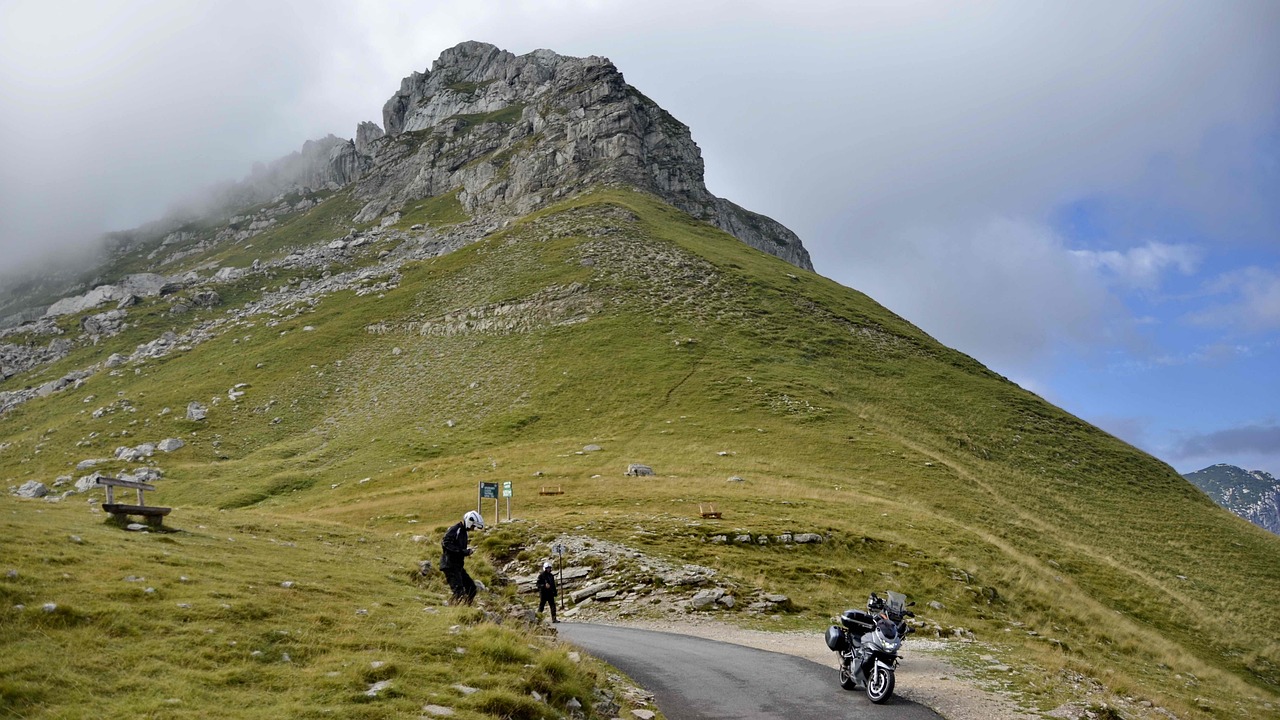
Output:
left=0, top=42, right=811, bottom=327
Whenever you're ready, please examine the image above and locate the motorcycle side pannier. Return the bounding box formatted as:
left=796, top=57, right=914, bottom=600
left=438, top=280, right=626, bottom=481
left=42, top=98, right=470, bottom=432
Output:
left=824, top=625, right=848, bottom=651
left=840, top=608, right=874, bottom=632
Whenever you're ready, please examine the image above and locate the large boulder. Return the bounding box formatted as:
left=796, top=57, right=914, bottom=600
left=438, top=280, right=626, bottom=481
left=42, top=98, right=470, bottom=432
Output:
left=80, top=309, right=127, bottom=338
left=133, top=467, right=163, bottom=483
left=14, top=480, right=48, bottom=498
left=114, top=446, right=147, bottom=462
left=690, top=588, right=725, bottom=610
left=45, top=285, right=118, bottom=317
left=189, top=290, right=221, bottom=308
left=45, top=274, right=174, bottom=318
left=75, top=473, right=105, bottom=492
left=186, top=402, right=208, bottom=421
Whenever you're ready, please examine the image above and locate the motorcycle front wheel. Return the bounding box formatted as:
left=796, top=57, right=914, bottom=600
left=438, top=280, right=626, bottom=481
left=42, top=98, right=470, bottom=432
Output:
left=866, top=665, right=894, bottom=703
left=838, top=659, right=857, bottom=690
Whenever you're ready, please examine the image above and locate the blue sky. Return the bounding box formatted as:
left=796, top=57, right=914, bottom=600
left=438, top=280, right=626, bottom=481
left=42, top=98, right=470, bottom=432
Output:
left=1, top=1, right=1277, bottom=477
left=1038, top=124, right=1280, bottom=473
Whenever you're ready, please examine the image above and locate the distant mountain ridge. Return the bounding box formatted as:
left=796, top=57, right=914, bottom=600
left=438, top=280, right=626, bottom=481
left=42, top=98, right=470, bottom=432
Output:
left=1184, top=464, right=1280, bottom=535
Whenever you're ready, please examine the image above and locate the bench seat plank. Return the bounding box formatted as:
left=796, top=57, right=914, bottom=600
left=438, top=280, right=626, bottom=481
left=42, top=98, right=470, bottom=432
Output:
left=102, top=503, right=171, bottom=517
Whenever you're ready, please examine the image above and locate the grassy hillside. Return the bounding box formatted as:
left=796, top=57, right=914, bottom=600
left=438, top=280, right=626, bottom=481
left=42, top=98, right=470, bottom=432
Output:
left=0, top=502, right=642, bottom=720
left=3, top=188, right=1278, bottom=719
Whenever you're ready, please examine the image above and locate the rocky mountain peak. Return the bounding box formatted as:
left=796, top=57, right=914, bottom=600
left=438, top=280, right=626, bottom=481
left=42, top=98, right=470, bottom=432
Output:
left=1184, top=464, right=1280, bottom=535
left=349, top=41, right=811, bottom=270
left=112, top=41, right=815, bottom=273
left=381, top=41, right=607, bottom=135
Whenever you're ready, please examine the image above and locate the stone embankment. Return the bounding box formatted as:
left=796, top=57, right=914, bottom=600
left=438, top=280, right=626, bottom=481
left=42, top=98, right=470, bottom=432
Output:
left=493, top=533, right=797, bottom=621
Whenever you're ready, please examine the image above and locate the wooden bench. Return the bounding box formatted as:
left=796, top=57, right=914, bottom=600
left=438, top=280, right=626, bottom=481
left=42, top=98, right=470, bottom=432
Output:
left=96, top=476, right=171, bottom=528
left=699, top=503, right=722, bottom=519
left=539, top=485, right=564, bottom=496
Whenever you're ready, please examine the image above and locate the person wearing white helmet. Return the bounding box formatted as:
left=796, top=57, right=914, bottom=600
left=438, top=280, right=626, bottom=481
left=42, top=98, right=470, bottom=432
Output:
left=536, top=560, right=558, bottom=623
left=441, top=510, right=485, bottom=605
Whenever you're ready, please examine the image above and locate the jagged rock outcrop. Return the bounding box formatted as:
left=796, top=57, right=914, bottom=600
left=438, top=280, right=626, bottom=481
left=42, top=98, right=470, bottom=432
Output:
left=1, top=337, right=73, bottom=381
left=355, top=121, right=385, bottom=156
left=218, top=42, right=810, bottom=270
left=1185, top=464, right=1280, bottom=535
left=44, top=273, right=177, bottom=317
left=81, top=309, right=126, bottom=338
left=246, top=134, right=369, bottom=197
left=354, top=41, right=812, bottom=270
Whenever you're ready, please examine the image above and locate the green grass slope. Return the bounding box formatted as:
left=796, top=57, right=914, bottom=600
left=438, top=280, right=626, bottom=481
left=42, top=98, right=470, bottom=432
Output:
left=2, top=188, right=1278, bottom=719
left=0, top=503, right=635, bottom=720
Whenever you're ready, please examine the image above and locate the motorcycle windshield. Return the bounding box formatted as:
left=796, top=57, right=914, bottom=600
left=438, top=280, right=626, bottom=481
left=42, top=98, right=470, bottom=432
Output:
left=886, top=591, right=907, bottom=614
left=878, top=620, right=898, bottom=640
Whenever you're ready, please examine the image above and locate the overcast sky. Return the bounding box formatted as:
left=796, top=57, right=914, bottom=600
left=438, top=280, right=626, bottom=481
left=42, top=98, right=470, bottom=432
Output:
left=2, top=0, right=1278, bottom=478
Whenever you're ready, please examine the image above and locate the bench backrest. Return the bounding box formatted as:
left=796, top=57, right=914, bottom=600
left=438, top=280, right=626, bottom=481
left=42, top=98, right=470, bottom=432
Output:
left=94, top=477, right=157, bottom=492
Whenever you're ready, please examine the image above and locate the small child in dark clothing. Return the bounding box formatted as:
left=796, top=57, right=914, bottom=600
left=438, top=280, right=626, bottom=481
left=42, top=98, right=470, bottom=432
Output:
left=536, top=561, right=558, bottom=623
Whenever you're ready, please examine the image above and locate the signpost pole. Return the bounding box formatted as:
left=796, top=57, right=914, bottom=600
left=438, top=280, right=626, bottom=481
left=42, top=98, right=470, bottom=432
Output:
left=554, top=543, right=566, bottom=611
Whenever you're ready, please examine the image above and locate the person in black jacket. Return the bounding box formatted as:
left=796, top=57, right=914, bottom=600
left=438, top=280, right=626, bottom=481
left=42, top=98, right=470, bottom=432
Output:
left=441, top=510, right=485, bottom=605
left=536, top=561, right=558, bottom=623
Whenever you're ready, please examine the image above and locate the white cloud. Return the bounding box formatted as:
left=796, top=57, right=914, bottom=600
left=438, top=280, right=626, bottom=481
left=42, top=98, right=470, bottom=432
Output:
left=1192, top=267, right=1280, bottom=332
left=834, top=216, right=1122, bottom=372
left=1070, top=242, right=1202, bottom=291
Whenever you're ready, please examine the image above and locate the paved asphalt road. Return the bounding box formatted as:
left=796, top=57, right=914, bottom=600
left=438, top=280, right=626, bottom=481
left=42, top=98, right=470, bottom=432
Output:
left=556, top=623, right=943, bottom=720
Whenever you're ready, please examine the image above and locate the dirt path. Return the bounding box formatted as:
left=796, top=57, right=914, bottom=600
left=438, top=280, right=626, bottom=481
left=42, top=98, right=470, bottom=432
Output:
left=592, top=617, right=1042, bottom=720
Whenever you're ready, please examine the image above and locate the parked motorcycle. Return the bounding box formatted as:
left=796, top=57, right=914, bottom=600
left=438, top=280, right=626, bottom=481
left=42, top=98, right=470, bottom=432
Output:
left=824, top=591, right=914, bottom=703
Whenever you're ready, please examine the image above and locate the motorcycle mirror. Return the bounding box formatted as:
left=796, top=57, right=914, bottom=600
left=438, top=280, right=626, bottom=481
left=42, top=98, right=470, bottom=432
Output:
left=908, top=601, right=916, bottom=607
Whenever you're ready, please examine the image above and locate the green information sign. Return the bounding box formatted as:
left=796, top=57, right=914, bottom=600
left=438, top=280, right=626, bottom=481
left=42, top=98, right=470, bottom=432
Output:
left=479, top=482, right=499, bottom=499
left=502, top=481, right=512, bottom=498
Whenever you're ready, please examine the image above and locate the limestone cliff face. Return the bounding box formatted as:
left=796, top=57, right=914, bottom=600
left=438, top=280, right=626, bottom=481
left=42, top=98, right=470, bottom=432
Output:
left=356, top=41, right=812, bottom=270
left=295, top=41, right=811, bottom=271
left=247, top=135, right=368, bottom=197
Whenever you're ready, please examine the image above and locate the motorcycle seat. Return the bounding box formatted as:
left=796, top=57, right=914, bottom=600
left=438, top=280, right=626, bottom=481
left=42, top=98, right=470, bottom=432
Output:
left=840, top=608, right=874, bottom=631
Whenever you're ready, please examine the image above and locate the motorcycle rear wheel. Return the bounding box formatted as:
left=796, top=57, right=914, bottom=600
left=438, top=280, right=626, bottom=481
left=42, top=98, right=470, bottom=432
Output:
left=838, top=660, right=857, bottom=690
left=866, top=665, right=894, bottom=703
